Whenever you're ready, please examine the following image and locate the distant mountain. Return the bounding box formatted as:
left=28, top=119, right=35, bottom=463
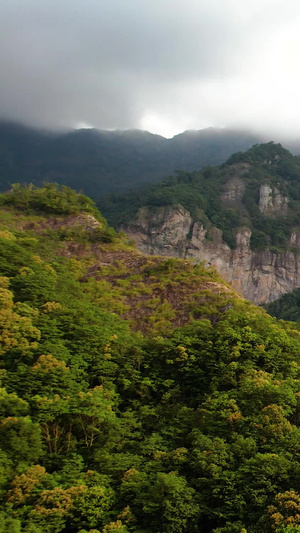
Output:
left=0, top=121, right=265, bottom=198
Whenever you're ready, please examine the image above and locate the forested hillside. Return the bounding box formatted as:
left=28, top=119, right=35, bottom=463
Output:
left=1, top=184, right=300, bottom=533
left=103, top=142, right=300, bottom=252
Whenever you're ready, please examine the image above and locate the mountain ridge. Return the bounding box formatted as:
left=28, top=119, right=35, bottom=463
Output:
left=0, top=120, right=266, bottom=197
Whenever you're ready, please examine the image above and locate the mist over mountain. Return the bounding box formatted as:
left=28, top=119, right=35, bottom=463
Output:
left=0, top=121, right=266, bottom=198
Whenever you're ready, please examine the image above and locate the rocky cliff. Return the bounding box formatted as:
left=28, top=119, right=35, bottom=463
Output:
left=124, top=204, right=300, bottom=304
left=258, top=184, right=289, bottom=215
left=113, top=143, right=300, bottom=304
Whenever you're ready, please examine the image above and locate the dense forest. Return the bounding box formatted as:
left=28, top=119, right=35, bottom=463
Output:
left=101, top=142, right=300, bottom=252
left=2, top=184, right=300, bottom=532
left=265, top=289, right=300, bottom=322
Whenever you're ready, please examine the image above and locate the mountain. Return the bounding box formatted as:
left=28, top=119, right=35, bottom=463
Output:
left=0, top=121, right=264, bottom=197
left=2, top=184, right=300, bottom=533
left=4, top=123, right=300, bottom=305
left=115, top=142, right=300, bottom=304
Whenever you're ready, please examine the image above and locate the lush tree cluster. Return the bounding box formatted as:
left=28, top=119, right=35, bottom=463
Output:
left=0, top=183, right=101, bottom=218
left=3, top=188, right=300, bottom=532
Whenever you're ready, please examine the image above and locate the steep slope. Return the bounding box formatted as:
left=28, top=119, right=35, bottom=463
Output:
left=124, top=204, right=300, bottom=305
left=0, top=183, right=237, bottom=336
left=3, top=185, right=300, bottom=533
left=118, top=143, right=300, bottom=304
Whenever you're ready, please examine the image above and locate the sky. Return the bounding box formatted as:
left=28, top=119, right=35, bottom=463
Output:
left=1, top=0, right=300, bottom=138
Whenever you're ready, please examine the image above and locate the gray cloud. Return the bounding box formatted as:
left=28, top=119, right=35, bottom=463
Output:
left=1, top=0, right=300, bottom=137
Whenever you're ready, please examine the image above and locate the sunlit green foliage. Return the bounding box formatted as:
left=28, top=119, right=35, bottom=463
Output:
left=2, top=186, right=300, bottom=532
left=0, top=183, right=100, bottom=217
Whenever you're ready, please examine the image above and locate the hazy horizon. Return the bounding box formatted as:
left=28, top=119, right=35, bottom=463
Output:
left=1, top=1, right=300, bottom=139
left=3, top=119, right=300, bottom=149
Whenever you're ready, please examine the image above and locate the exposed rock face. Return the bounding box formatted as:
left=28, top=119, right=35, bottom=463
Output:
left=128, top=205, right=192, bottom=256
left=259, top=184, right=289, bottom=215
left=124, top=205, right=300, bottom=304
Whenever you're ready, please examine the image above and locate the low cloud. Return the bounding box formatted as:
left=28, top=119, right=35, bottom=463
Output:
left=1, top=0, right=300, bottom=137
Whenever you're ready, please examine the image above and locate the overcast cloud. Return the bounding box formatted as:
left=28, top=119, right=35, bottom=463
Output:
left=1, top=0, right=300, bottom=137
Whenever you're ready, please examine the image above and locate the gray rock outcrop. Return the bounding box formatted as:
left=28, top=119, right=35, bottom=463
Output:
left=259, top=184, right=289, bottom=215
left=124, top=204, right=300, bottom=304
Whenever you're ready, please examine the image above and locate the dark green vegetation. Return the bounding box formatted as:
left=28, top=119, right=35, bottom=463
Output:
left=102, top=142, right=300, bottom=251
left=0, top=121, right=263, bottom=197
left=266, top=289, right=300, bottom=323
left=1, top=185, right=300, bottom=532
